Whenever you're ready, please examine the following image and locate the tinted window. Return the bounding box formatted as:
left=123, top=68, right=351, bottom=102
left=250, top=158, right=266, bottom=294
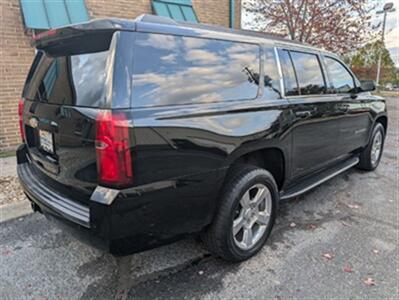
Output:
left=132, top=33, right=260, bottom=107
left=324, top=57, right=355, bottom=93
left=279, top=50, right=299, bottom=96
left=290, top=51, right=325, bottom=95
left=263, top=48, right=281, bottom=99
left=23, top=50, right=110, bottom=108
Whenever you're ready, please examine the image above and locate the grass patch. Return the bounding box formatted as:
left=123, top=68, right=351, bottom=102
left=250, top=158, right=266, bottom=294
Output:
left=373, top=91, right=399, bottom=97
left=0, top=151, right=15, bottom=158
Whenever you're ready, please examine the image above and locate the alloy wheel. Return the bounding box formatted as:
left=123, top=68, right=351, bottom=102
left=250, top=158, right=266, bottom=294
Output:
left=232, top=184, right=272, bottom=250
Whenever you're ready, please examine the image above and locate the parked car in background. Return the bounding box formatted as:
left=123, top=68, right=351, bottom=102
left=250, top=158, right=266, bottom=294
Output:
left=17, top=15, right=387, bottom=262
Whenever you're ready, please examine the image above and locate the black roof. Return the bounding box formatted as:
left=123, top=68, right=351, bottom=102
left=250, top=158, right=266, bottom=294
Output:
left=41, top=14, right=321, bottom=52
left=65, top=14, right=312, bottom=47
left=136, top=14, right=307, bottom=46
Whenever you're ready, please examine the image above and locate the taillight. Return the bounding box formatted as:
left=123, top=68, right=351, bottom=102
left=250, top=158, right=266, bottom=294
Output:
left=95, top=111, right=133, bottom=187
left=18, top=99, right=25, bottom=141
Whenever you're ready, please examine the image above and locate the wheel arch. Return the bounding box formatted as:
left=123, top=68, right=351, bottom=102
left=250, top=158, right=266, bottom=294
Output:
left=375, top=115, right=388, bottom=133
left=225, top=147, right=286, bottom=191
left=366, top=114, right=388, bottom=145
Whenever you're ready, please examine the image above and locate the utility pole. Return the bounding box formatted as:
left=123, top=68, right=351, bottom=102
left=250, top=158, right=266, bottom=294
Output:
left=376, top=2, right=395, bottom=87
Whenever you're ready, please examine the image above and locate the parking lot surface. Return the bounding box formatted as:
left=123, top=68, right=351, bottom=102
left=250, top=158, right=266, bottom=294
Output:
left=1, top=97, right=398, bottom=300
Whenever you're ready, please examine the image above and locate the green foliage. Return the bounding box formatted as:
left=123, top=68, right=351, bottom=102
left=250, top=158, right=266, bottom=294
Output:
left=0, top=151, right=15, bottom=158
left=349, top=41, right=398, bottom=84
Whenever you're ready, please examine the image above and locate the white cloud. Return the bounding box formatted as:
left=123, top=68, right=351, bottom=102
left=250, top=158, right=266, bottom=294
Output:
left=183, top=38, right=207, bottom=49
left=160, top=53, right=177, bottom=63
left=185, top=49, right=220, bottom=64
left=136, top=34, right=176, bottom=50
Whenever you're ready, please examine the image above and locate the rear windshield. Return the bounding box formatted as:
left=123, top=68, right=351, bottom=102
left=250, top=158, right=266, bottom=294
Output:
left=23, top=50, right=110, bottom=108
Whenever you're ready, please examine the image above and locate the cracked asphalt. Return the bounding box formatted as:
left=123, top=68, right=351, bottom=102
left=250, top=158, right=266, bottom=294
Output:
left=1, top=97, right=398, bottom=300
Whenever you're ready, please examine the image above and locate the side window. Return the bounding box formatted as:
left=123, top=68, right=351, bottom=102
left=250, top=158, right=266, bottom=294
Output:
left=263, top=48, right=281, bottom=99
left=132, top=33, right=260, bottom=107
left=289, top=51, right=326, bottom=95
left=324, top=57, right=355, bottom=93
left=279, top=50, right=299, bottom=96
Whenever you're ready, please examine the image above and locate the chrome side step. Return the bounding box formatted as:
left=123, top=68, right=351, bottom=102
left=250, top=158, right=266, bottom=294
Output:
left=280, top=156, right=359, bottom=200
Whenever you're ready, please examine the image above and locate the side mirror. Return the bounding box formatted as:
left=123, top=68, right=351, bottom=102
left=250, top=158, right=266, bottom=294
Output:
left=360, top=80, right=376, bottom=92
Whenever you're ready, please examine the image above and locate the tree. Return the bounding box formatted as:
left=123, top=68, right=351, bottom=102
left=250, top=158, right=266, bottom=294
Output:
left=243, top=0, right=375, bottom=54
left=349, top=40, right=398, bottom=84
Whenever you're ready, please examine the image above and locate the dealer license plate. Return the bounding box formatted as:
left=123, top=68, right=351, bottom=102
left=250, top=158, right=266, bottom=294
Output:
left=39, top=130, right=54, bottom=154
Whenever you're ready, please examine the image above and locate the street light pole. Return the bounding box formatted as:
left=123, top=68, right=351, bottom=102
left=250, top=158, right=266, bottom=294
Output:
left=376, top=2, right=395, bottom=87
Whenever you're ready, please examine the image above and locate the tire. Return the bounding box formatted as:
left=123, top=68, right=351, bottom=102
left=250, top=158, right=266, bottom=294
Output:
left=357, top=123, right=385, bottom=171
left=202, top=164, right=278, bottom=262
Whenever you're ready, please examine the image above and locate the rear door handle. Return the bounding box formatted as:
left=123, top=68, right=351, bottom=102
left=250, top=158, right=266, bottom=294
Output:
left=338, top=104, right=349, bottom=112
left=295, top=111, right=312, bottom=118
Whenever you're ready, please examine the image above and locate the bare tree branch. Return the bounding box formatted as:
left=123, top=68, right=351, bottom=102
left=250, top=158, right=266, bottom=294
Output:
left=243, top=0, right=376, bottom=54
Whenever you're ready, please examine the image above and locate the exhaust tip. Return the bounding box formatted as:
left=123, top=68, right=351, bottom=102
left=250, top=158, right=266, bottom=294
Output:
left=31, top=202, right=42, bottom=213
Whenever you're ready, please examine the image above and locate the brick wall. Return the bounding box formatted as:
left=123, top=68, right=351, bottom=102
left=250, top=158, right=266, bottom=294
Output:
left=0, top=0, right=241, bottom=151
left=85, top=0, right=241, bottom=28
left=0, top=0, right=36, bottom=150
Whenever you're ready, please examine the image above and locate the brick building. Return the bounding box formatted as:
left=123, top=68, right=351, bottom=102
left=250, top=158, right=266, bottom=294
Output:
left=0, top=0, right=242, bottom=151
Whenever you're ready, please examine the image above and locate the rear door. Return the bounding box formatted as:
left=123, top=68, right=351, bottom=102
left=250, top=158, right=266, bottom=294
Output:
left=322, top=56, right=373, bottom=154
left=21, top=30, right=124, bottom=196
left=278, top=48, right=343, bottom=179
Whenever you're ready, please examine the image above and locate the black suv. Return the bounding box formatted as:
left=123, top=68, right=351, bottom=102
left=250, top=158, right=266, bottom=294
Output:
left=17, top=15, right=387, bottom=262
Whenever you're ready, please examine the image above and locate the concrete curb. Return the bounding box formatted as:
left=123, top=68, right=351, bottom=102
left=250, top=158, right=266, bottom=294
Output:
left=0, top=200, right=32, bottom=223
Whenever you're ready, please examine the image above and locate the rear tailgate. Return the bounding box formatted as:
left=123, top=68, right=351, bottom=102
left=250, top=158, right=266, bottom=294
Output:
left=20, top=24, right=128, bottom=199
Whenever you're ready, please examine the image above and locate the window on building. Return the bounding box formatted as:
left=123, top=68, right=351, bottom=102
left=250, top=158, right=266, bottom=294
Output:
left=289, top=51, right=326, bottom=95
left=324, top=57, right=355, bottom=93
left=20, top=0, right=89, bottom=29
left=152, top=0, right=198, bottom=22
left=279, top=50, right=299, bottom=96
left=263, top=48, right=281, bottom=99
left=132, top=33, right=260, bottom=107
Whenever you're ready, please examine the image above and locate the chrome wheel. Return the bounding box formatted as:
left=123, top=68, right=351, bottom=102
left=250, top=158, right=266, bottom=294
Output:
left=371, top=131, right=382, bottom=165
left=232, top=184, right=272, bottom=250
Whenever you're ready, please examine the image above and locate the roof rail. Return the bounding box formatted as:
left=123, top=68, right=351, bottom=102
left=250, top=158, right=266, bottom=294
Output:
left=135, top=14, right=179, bottom=26
left=135, top=14, right=308, bottom=47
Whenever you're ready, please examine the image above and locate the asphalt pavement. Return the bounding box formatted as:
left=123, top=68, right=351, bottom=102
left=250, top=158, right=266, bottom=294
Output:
left=0, top=97, right=398, bottom=300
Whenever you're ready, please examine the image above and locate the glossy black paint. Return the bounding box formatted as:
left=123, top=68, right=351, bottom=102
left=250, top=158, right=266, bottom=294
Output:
left=18, top=17, right=387, bottom=254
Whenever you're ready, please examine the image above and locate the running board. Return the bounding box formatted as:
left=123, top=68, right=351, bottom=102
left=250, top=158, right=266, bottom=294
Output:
left=280, top=156, right=359, bottom=200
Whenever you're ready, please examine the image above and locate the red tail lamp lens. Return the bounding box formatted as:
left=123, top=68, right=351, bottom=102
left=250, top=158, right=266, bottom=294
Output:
left=95, top=111, right=133, bottom=187
left=18, top=99, right=25, bottom=141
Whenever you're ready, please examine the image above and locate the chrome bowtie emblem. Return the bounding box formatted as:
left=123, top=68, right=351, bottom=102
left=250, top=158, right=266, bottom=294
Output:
left=29, top=117, right=39, bottom=128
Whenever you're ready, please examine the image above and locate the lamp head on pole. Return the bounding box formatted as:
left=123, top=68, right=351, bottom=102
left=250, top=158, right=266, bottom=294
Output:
left=383, top=2, right=394, bottom=11
left=377, top=2, right=395, bottom=14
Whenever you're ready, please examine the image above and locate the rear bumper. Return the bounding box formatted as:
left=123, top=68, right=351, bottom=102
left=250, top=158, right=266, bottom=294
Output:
left=16, top=144, right=223, bottom=255
left=16, top=144, right=107, bottom=250
left=17, top=162, right=90, bottom=228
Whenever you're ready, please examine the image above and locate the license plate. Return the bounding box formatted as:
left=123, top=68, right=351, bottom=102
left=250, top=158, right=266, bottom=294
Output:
left=39, top=130, right=54, bottom=154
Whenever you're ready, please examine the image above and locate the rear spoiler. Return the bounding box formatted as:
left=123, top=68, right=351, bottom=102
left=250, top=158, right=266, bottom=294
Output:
left=32, top=18, right=136, bottom=56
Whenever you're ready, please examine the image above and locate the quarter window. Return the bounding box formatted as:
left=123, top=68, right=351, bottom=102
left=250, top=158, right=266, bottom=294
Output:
left=324, top=57, right=355, bottom=93
left=263, top=48, right=281, bottom=99
left=132, top=33, right=260, bottom=107
left=289, top=51, right=326, bottom=95
left=279, top=50, right=299, bottom=96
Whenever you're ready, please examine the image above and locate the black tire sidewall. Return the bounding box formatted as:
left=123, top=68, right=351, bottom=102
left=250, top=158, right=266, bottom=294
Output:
left=223, top=169, right=278, bottom=260
left=368, top=123, right=385, bottom=169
